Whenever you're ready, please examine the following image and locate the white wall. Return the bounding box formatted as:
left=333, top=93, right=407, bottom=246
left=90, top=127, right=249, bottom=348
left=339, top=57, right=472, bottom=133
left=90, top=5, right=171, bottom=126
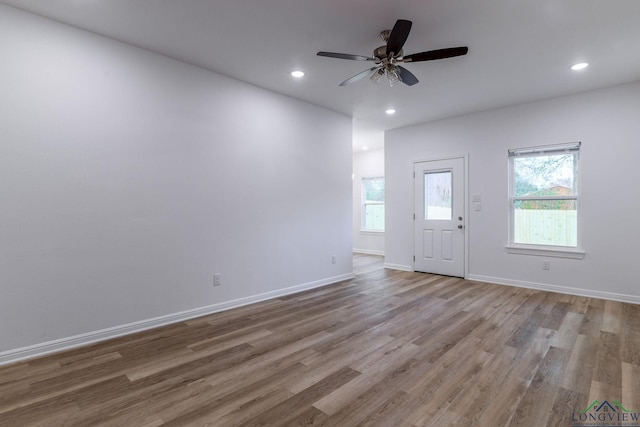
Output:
left=352, top=119, right=385, bottom=152
left=353, top=149, right=385, bottom=255
left=386, top=81, right=640, bottom=302
left=0, top=5, right=353, bottom=360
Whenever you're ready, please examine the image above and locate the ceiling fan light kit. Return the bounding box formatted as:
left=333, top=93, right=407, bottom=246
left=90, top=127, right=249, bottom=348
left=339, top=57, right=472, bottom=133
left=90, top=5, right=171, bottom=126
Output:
left=371, top=66, right=402, bottom=87
left=318, top=19, right=468, bottom=87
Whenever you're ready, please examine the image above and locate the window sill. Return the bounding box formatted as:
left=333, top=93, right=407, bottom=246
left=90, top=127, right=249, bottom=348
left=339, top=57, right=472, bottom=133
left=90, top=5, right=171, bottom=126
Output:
left=505, top=245, right=585, bottom=259
left=360, top=230, right=385, bottom=235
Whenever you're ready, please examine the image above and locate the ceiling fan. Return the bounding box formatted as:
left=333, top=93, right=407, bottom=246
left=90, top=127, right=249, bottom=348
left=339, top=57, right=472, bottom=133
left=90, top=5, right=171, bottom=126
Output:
left=317, top=19, right=468, bottom=87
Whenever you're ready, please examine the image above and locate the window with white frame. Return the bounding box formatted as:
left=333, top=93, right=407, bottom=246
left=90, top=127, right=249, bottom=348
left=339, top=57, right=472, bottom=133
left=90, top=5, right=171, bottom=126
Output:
left=508, top=142, right=581, bottom=252
left=361, top=177, right=384, bottom=231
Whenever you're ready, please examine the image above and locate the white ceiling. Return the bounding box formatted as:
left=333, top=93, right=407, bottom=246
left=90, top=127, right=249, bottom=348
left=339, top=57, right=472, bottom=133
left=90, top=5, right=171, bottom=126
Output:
left=3, top=0, right=640, bottom=147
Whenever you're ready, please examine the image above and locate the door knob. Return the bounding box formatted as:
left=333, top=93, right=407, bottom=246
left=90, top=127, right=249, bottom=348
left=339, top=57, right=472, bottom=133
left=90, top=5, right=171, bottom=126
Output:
left=458, top=225, right=464, bottom=229
left=458, top=216, right=463, bottom=220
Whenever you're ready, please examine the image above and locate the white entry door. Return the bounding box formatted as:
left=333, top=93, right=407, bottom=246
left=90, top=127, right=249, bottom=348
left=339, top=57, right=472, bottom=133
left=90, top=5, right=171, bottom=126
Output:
left=414, top=157, right=465, bottom=277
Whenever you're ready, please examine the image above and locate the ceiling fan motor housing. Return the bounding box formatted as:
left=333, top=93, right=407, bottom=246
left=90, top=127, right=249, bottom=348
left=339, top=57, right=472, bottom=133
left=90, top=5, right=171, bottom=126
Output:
left=374, top=45, right=403, bottom=60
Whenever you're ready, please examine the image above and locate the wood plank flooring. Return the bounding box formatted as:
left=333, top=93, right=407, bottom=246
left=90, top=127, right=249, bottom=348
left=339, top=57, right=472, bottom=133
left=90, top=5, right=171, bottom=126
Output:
left=1, top=253, right=639, bottom=426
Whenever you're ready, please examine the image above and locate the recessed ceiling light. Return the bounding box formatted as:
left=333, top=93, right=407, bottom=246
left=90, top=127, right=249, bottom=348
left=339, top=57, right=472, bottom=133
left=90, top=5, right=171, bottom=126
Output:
left=362, top=146, right=369, bottom=151
left=571, top=62, right=589, bottom=71
left=291, top=70, right=305, bottom=78
left=385, top=109, right=397, bottom=115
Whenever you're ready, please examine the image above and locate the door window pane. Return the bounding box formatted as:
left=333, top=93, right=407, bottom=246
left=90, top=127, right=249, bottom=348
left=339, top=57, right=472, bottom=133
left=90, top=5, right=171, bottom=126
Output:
left=425, top=171, right=452, bottom=220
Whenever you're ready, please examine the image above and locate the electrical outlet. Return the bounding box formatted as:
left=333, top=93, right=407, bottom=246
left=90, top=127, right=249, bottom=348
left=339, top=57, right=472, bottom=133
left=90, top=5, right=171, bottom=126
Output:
left=213, top=274, right=222, bottom=286
left=542, top=261, right=550, bottom=271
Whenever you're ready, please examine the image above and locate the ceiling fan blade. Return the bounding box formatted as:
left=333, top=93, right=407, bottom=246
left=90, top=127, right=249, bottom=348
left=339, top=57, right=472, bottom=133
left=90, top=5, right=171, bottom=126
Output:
left=386, top=19, right=412, bottom=57
left=339, top=67, right=378, bottom=86
left=317, top=51, right=375, bottom=61
left=397, top=66, right=419, bottom=86
left=403, top=46, right=469, bottom=62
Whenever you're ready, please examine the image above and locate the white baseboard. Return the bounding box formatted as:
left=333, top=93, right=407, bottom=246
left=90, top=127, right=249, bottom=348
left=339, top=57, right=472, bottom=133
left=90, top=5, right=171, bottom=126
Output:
left=0, top=273, right=354, bottom=367
left=467, top=274, right=640, bottom=305
left=384, top=263, right=413, bottom=272
left=353, top=249, right=384, bottom=256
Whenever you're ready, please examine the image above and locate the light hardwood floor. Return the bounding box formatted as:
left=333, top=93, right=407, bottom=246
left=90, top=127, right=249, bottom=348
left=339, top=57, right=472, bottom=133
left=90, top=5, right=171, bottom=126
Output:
left=1, top=254, right=639, bottom=426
